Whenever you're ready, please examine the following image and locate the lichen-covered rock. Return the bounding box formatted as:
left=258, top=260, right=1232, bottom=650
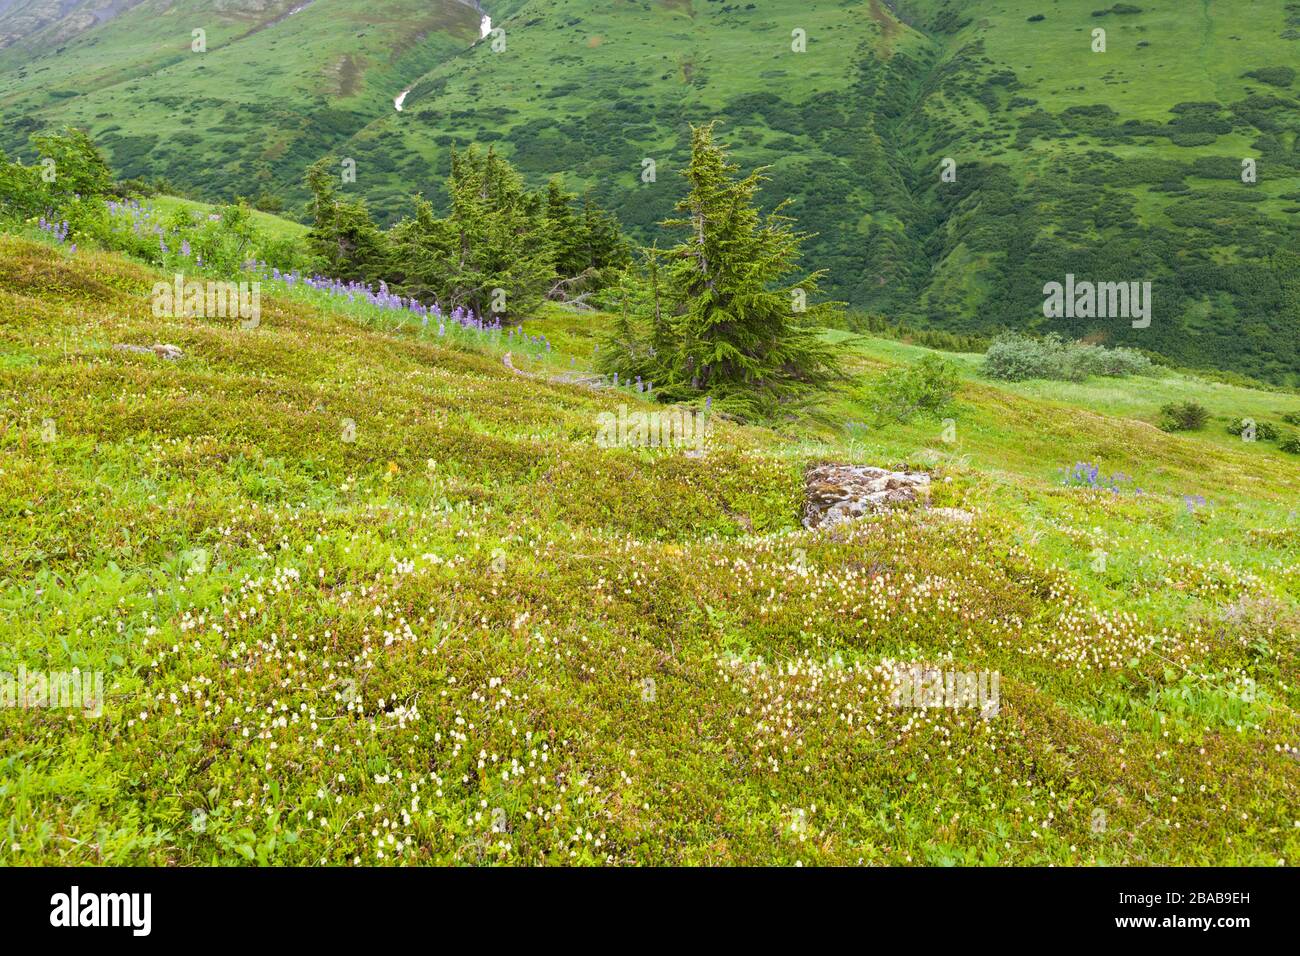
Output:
left=802, top=463, right=930, bottom=529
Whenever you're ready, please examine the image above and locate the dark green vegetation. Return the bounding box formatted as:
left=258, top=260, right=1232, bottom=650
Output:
left=3, top=1, right=1298, bottom=382
left=1160, top=400, right=1210, bottom=432
left=597, top=123, right=845, bottom=418
left=304, top=147, right=629, bottom=320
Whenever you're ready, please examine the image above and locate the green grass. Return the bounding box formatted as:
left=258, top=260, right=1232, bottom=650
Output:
left=823, top=332, right=1300, bottom=460
left=148, top=196, right=310, bottom=244
left=1, top=234, right=1296, bottom=865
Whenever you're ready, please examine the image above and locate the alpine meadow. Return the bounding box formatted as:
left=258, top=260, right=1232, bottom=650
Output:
left=0, top=0, right=1298, bottom=917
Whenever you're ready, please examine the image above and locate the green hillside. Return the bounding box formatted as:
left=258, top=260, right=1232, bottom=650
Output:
left=1, top=3, right=1298, bottom=870
left=0, top=0, right=484, bottom=204
left=352, top=0, right=1299, bottom=380
left=1, top=231, right=1297, bottom=865
left=2, top=1, right=1297, bottom=382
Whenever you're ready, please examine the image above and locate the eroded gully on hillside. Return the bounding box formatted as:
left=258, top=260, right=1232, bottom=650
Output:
left=394, top=0, right=492, bottom=111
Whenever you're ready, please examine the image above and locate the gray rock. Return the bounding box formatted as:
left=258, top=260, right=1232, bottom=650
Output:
left=802, top=463, right=931, bottom=529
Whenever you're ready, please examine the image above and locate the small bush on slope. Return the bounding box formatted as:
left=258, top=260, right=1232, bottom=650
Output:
left=873, top=354, right=961, bottom=424
left=1160, top=401, right=1210, bottom=432
left=982, top=333, right=1152, bottom=382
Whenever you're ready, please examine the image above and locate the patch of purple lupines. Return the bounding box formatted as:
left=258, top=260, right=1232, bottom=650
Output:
left=106, top=199, right=166, bottom=239
left=253, top=266, right=490, bottom=329
left=38, top=217, right=70, bottom=243
left=1059, top=462, right=1142, bottom=495
left=246, top=264, right=562, bottom=353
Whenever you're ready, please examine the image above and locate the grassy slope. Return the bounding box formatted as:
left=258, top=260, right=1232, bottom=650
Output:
left=886, top=0, right=1300, bottom=374
left=1, top=233, right=1296, bottom=865
left=149, top=195, right=311, bottom=243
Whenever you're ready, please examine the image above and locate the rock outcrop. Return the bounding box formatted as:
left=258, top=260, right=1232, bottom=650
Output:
left=802, top=463, right=931, bottom=529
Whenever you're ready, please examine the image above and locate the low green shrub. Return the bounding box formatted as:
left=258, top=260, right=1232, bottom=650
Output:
left=1160, top=401, right=1210, bottom=431
left=1225, top=418, right=1279, bottom=441
left=981, top=333, right=1066, bottom=381
left=875, top=354, right=961, bottom=423
left=981, top=332, right=1151, bottom=382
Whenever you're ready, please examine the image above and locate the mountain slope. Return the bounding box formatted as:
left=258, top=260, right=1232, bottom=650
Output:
left=0, top=0, right=484, bottom=199
left=3, top=0, right=1298, bottom=382
left=0, top=0, right=151, bottom=50
left=879, top=0, right=1300, bottom=381
left=293, top=0, right=1300, bottom=383
left=1, top=233, right=1297, bottom=864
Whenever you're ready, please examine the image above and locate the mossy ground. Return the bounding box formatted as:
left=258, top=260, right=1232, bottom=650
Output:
left=1, top=235, right=1296, bottom=865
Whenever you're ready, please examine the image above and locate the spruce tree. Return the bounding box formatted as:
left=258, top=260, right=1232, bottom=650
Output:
left=387, top=195, right=453, bottom=303
left=304, top=157, right=388, bottom=284
left=602, top=123, right=844, bottom=418
left=579, top=192, right=632, bottom=276
left=544, top=178, right=585, bottom=280
left=544, top=179, right=631, bottom=300
left=440, top=146, right=554, bottom=320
